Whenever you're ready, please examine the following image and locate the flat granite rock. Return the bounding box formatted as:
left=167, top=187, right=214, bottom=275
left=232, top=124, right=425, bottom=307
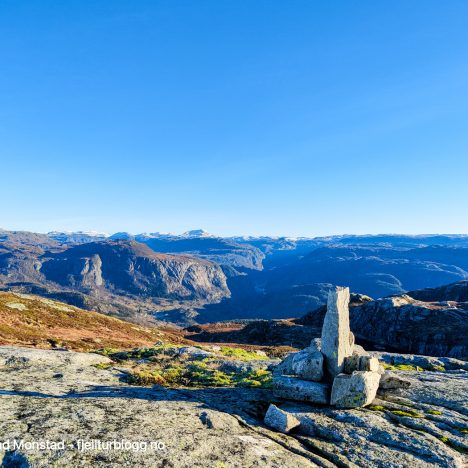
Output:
left=0, top=347, right=466, bottom=467
left=281, top=397, right=466, bottom=468
left=0, top=347, right=316, bottom=467
left=0, top=346, right=111, bottom=367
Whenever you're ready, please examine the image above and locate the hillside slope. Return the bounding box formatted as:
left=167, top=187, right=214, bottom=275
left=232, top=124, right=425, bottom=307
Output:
left=0, top=292, right=188, bottom=350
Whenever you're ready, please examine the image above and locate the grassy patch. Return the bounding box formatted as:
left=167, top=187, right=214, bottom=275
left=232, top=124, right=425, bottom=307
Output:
left=398, top=401, right=415, bottom=408
left=95, top=347, right=120, bottom=357
left=454, top=426, right=468, bottom=434
left=126, top=363, right=272, bottom=389
left=219, top=347, right=268, bottom=361
left=236, top=369, right=272, bottom=388
left=439, top=436, right=468, bottom=454
left=425, top=409, right=443, bottom=415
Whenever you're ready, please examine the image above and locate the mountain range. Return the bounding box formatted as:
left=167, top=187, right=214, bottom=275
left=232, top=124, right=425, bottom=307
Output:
left=1, top=228, right=468, bottom=324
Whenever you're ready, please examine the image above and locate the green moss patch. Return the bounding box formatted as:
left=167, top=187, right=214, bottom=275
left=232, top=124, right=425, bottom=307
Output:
left=93, top=362, right=112, bottom=370
left=368, top=405, right=386, bottom=412
left=390, top=410, right=424, bottom=418
left=383, top=363, right=421, bottom=372
left=430, top=365, right=445, bottom=372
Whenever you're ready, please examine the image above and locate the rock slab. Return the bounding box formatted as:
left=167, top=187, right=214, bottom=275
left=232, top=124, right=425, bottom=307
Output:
left=273, top=375, right=330, bottom=404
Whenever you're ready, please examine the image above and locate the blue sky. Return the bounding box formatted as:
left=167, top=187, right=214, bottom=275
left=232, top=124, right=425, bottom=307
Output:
left=1, top=1, right=467, bottom=236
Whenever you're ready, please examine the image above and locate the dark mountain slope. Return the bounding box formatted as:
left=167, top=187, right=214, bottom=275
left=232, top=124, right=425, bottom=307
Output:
left=407, top=280, right=468, bottom=303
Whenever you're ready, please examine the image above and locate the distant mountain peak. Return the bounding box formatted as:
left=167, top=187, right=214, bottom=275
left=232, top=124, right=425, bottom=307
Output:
left=181, top=229, right=215, bottom=238
left=48, top=230, right=110, bottom=238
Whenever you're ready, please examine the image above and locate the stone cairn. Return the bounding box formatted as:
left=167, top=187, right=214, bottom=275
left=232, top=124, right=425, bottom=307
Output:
left=271, top=286, right=382, bottom=408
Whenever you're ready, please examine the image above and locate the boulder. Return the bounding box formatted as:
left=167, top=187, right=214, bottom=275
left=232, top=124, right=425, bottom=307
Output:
left=272, top=351, right=297, bottom=376
left=273, top=375, right=330, bottom=404
left=330, top=371, right=381, bottom=408
left=321, top=286, right=353, bottom=380
left=343, top=354, right=360, bottom=374
left=177, top=347, right=213, bottom=358
left=291, top=347, right=324, bottom=382
left=359, top=356, right=379, bottom=372
left=218, top=359, right=279, bottom=374
left=344, top=355, right=379, bottom=373
left=352, top=344, right=368, bottom=356
left=264, top=404, right=300, bottom=433
left=310, top=338, right=322, bottom=351
left=379, top=371, right=411, bottom=390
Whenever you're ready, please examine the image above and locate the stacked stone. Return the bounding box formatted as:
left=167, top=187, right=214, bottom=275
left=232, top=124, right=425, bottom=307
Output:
left=272, top=286, right=382, bottom=408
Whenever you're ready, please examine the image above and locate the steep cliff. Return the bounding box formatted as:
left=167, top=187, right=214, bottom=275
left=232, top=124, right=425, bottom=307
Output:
left=0, top=239, right=229, bottom=322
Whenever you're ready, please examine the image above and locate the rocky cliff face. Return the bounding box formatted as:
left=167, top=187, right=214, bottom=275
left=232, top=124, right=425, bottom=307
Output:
left=40, top=241, right=229, bottom=302
left=0, top=239, right=229, bottom=322
left=350, top=294, right=467, bottom=358
left=299, top=282, right=468, bottom=358
left=191, top=282, right=468, bottom=359
left=0, top=230, right=468, bottom=324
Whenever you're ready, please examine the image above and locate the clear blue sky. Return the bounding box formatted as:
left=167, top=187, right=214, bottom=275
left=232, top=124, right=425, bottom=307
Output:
left=1, top=1, right=467, bottom=237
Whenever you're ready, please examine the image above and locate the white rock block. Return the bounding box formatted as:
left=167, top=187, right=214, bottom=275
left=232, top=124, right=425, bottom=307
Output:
left=264, top=404, right=300, bottom=433
left=330, top=371, right=381, bottom=408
